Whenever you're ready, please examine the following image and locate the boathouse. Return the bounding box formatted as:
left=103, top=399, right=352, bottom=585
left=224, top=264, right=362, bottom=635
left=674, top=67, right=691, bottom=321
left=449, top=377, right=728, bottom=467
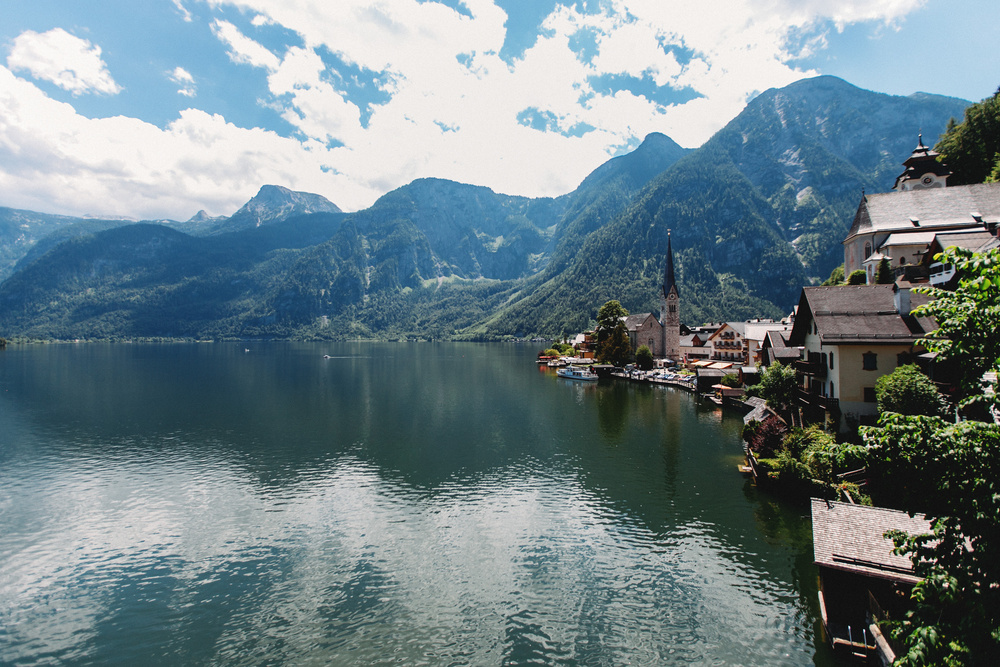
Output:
left=811, top=498, right=931, bottom=664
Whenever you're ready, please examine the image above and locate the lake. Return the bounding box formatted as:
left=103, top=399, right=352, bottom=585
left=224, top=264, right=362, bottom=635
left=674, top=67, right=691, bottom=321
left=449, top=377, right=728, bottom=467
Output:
left=0, top=342, right=840, bottom=665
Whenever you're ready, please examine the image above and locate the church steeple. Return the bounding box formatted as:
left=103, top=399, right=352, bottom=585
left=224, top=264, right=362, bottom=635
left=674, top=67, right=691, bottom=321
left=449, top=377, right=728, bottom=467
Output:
left=662, top=230, right=678, bottom=298
left=659, top=230, right=680, bottom=360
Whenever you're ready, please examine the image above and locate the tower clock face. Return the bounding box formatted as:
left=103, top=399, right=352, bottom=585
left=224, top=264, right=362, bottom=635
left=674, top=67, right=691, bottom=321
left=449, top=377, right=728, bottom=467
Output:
left=922, top=176, right=933, bottom=185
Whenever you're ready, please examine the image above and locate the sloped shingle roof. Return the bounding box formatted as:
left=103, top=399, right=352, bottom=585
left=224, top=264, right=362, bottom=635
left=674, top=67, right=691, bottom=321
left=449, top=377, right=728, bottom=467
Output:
left=812, top=499, right=930, bottom=584
left=846, top=182, right=1000, bottom=240
left=623, top=313, right=657, bottom=331
left=789, top=285, right=936, bottom=345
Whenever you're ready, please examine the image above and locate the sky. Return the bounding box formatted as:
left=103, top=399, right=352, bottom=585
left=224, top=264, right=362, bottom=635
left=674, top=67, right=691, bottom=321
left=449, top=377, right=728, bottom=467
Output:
left=1, top=0, right=998, bottom=221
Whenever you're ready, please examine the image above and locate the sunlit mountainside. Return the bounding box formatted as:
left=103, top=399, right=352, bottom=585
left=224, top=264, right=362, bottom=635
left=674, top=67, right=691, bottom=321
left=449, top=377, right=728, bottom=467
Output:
left=0, top=76, right=969, bottom=340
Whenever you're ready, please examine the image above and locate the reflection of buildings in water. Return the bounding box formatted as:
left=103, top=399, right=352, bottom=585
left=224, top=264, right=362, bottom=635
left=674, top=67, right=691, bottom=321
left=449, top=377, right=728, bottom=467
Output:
left=696, top=404, right=722, bottom=424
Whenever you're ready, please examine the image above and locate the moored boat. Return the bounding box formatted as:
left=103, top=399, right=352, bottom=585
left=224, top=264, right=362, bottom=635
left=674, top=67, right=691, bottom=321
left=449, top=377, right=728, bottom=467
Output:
left=556, top=365, right=598, bottom=382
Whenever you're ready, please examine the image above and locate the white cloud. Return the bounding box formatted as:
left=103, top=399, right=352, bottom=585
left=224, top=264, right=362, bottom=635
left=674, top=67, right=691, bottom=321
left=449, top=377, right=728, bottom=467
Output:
left=173, top=0, right=194, bottom=23
left=211, top=19, right=281, bottom=71
left=0, top=1, right=930, bottom=219
left=195, top=0, right=924, bottom=208
left=6, top=28, right=121, bottom=96
left=168, top=66, right=197, bottom=97
left=0, top=65, right=375, bottom=219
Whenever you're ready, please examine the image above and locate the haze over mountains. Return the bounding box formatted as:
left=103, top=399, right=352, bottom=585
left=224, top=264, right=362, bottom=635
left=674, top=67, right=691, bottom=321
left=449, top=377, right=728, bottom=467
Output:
left=0, top=76, right=970, bottom=341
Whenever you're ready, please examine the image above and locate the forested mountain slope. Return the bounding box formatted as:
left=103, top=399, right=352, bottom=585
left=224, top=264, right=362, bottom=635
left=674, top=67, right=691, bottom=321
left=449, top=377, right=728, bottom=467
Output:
left=0, top=76, right=969, bottom=341
left=474, top=76, right=969, bottom=335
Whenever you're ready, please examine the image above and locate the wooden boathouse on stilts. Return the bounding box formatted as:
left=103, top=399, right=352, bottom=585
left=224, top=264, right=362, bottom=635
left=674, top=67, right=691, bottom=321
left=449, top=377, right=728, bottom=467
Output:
left=811, top=499, right=931, bottom=665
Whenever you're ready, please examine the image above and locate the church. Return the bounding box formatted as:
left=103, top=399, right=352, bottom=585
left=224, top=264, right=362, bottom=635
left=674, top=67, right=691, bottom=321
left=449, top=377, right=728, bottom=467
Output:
left=623, top=231, right=681, bottom=360
left=843, top=135, right=1000, bottom=284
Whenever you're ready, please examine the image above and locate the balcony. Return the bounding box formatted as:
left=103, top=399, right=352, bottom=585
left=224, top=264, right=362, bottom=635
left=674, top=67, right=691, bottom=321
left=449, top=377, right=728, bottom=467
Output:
left=796, top=388, right=839, bottom=413
left=794, top=359, right=827, bottom=378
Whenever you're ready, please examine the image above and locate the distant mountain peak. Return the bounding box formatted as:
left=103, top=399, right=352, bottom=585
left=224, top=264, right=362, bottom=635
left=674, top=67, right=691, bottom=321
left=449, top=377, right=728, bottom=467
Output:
left=187, top=209, right=221, bottom=223
left=211, top=184, right=342, bottom=234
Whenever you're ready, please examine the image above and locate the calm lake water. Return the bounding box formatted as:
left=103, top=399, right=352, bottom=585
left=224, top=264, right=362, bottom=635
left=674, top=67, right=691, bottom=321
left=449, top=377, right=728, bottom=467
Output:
left=0, top=342, right=840, bottom=665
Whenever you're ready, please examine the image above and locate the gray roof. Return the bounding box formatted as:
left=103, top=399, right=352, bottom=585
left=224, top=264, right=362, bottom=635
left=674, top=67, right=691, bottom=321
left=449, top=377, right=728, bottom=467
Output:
left=765, top=329, right=790, bottom=348
left=788, top=285, right=936, bottom=346
left=812, top=499, right=930, bottom=584
left=623, top=312, right=657, bottom=331
left=846, top=182, right=1000, bottom=241
left=931, top=229, right=998, bottom=253
left=679, top=334, right=705, bottom=347
left=742, top=396, right=775, bottom=424
left=662, top=232, right=678, bottom=297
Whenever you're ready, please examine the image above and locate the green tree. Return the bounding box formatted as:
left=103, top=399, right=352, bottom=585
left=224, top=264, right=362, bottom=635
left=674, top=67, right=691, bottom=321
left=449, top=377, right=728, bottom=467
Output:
left=821, top=264, right=845, bottom=286
left=861, top=414, right=1000, bottom=666
left=934, top=87, right=1000, bottom=185
left=635, top=344, right=653, bottom=370
left=913, top=247, right=1000, bottom=414
left=875, top=257, right=894, bottom=284
left=748, top=361, right=798, bottom=413
left=595, top=300, right=631, bottom=367
left=857, top=247, right=1000, bottom=665
left=847, top=269, right=867, bottom=285
left=719, top=372, right=741, bottom=388
left=875, top=363, right=948, bottom=417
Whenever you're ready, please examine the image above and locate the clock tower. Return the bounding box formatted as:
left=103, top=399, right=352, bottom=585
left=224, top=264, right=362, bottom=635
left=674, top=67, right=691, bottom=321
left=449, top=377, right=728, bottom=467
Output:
left=659, top=231, right=680, bottom=360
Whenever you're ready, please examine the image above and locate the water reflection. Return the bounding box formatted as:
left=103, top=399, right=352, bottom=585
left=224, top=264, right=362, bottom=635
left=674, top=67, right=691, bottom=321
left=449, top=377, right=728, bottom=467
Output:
left=0, top=343, right=838, bottom=665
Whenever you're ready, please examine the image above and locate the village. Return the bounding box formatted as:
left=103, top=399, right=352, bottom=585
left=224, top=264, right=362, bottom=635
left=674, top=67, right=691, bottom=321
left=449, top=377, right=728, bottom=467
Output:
left=538, top=138, right=1000, bottom=665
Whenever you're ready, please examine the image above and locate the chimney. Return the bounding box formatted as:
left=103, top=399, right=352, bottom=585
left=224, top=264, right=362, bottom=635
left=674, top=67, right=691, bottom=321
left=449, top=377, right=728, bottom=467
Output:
left=894, top=280, right=911, bottom=317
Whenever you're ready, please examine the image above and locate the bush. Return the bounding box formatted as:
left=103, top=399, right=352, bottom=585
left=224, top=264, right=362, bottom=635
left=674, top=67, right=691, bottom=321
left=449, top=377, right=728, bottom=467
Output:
left=847, top=269, right=867, bottom=285
left=745, top=413, right=788, bottom=458
left=635, top=345, right=653, bottom=370
left=875, top=363, right=948, bottom=417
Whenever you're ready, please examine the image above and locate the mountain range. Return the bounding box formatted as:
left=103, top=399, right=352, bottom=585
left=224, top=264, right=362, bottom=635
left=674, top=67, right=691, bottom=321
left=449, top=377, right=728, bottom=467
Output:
left=0, top=76, right=970, bottom=341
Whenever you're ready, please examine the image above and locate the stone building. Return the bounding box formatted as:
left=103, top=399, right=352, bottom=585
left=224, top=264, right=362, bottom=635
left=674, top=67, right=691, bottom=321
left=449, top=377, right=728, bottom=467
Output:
left=623, top=231, right=681, bottom=360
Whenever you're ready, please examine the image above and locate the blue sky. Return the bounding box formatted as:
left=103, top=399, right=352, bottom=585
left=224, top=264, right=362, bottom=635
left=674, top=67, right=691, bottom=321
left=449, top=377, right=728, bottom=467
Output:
left=1, top=0, right=997, bottom=220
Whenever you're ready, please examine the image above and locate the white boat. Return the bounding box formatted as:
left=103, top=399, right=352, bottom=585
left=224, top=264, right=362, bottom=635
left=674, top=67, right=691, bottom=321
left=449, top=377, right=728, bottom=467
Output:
left=556, top=365, right=598, bottom=382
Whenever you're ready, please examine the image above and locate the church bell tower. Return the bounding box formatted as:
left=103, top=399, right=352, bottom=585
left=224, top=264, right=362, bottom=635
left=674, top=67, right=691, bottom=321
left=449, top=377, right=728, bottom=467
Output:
left=659, top=231, right=680, bottom=360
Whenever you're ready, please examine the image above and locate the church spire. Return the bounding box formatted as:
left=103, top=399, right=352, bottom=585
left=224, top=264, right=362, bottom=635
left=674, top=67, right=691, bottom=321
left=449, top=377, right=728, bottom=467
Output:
left=662, top=230, right=678, bottom=298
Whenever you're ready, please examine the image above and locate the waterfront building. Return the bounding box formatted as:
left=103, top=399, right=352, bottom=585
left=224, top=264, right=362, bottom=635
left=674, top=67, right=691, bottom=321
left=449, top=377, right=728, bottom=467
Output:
left=812, top=499, right=931, bottom=664
left=623, top=231, right=681, bottom=360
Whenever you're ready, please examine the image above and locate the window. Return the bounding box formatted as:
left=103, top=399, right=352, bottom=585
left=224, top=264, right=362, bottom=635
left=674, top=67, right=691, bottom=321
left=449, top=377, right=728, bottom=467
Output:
left=669, top=304, right=676, bottom=313
left=864, top=387, right=876, bottom=403
left=897, top=352, right=911, bottom=367
left=863, top=352, right=877, bottom=371
left=829, top=352, right=834, bottom=370
left=864, top=242, right=872, bottom=258
left=829, top=381, right=835, bottom=398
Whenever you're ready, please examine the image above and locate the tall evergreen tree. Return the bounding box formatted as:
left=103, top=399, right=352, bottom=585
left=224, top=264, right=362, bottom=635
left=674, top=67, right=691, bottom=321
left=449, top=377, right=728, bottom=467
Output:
left=875, top=257, right=894, bottom=284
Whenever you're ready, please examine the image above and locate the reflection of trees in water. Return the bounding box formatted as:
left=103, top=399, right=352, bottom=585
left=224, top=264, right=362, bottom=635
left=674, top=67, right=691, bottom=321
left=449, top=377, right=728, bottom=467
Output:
left=742, top=481, right=826, bottom=659
left=596, top=382, right=630, bottom=441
